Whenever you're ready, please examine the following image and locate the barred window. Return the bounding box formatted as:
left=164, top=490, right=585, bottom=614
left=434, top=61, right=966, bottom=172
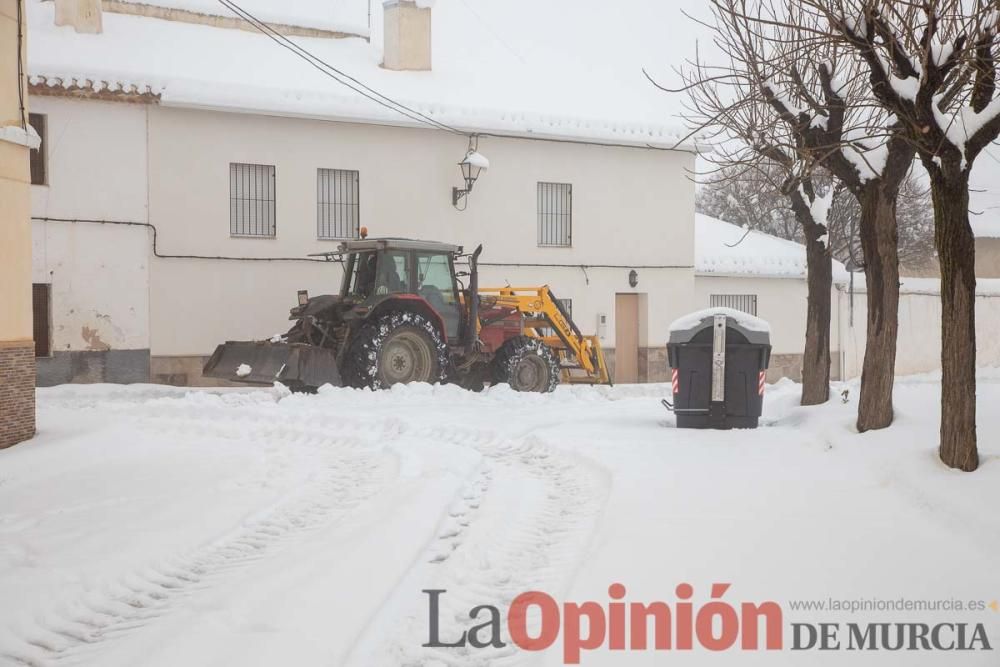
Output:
left=538, top=182, right=572, bottom=247
left=230, top=163, right=276, bottom=237
left=317, top=168, right=360, bottom=239
left=710, top=294, right=758, bottom=316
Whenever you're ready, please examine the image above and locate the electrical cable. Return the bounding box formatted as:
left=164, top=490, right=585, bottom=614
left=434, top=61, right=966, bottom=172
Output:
left=16, top=0, right=26, bottom=129
left=33, top=217, right=329, bottom=262
left=217, top=0, right=465, bottom=136
left=33, top=218, right=693, bottom=270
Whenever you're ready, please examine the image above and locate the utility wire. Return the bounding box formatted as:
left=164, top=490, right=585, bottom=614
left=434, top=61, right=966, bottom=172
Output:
left=217, top=0, right=466, bottom=136
left=33, top=217, right=329, bottom=262
left=16, top=0, right=26, bottom=129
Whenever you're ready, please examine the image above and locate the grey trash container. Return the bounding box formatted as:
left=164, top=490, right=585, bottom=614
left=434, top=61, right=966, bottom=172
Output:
left=666, top=309, right=771, bottom=429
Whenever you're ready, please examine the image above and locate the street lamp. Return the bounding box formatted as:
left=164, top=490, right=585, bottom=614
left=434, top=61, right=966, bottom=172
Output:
left=452, top=146, right=489, bottom=209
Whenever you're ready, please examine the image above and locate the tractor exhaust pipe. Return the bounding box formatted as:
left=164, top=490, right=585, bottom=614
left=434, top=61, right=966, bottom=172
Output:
left=466, top=244, right=483, bottom=355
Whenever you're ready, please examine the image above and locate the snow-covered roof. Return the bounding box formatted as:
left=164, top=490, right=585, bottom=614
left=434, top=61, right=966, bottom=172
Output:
left=695, top=214, right=849, bottom=282
left=26, top=0, right=703, bottom=150
left=115, top=0, right=370, bottom=36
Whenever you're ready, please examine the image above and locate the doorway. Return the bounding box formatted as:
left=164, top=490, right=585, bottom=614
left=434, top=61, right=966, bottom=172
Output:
left=615, top=293, right=639, bottom=383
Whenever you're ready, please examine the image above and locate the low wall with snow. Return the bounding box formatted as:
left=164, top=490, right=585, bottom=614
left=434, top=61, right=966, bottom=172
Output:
left=840, top=279, right=1000, bottom=379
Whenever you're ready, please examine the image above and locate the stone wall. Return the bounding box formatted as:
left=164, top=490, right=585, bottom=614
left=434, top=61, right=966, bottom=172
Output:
left=36, top=349, right=150, bottom=386
left=0, top=341, right=36, bottom=448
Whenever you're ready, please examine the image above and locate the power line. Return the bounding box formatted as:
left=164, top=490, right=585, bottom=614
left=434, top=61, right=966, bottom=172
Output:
left=217, top=0, right=466, bottom=136
left=16, top=0, right=26, bottom=129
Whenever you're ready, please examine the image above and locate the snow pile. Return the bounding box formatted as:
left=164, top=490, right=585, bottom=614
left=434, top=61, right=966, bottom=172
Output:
left=235, top=363, right=252, bottom=377
left=461, top=150, right=490, bottom=170
left=0, top=376, right=998, bottom=665
left=668, top=306, right=771, bottom=334
left=695, top=213, right=849, bottom=281
left=804, top=185, right=834, bottom=247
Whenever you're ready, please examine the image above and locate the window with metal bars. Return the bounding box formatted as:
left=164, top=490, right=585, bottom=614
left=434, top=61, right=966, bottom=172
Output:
left=230, top=163, right=276, bottom=237
left=537, top=182, right=572, bottom=247
left=32, top=284, right=51, bottom=357
left=317, top=168, right=360, bottom=240
left=710, top=294, right=758, bottom=316
left=29, top=113, right=46, bottom=186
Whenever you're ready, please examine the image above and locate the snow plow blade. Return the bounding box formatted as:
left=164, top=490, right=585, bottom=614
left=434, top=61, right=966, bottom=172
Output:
left=202, top=341, right=341, bottom=389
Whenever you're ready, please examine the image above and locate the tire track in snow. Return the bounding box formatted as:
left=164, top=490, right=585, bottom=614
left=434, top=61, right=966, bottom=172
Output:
left=1, top=403, right=404, bottom=667
left=345, top=422, right=610, bottom=667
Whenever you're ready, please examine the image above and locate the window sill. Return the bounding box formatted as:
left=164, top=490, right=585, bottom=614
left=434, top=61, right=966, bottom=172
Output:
left=538, top=244, right=573, bottom=249
left=230, top=234, right=277, bottom=240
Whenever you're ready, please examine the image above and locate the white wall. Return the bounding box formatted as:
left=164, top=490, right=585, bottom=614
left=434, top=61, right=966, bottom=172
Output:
left=29, top=96, right=150, bottom=352
left=693, top=275, right=843, bottom=357
left=31, top=222, right=150, bottom=351
left=145, top=106, right=697, bottom=355
left=842, top=288, right=1000, bottom=378
left=29, top=96, right=148, bottom=221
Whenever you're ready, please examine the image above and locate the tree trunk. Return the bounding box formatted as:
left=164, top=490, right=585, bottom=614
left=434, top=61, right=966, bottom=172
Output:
left=930, top=171, right=978, bottom=472
left=856, top=185, right=900, bottom=431
left=801, top=230, right=832, bottom=405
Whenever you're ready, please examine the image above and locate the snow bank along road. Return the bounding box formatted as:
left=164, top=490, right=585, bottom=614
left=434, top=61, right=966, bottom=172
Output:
left=0, top=375, right=999, bottom=666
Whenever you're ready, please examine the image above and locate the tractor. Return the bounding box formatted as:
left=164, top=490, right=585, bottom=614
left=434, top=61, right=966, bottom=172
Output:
left=203, top=236, right=610, bottom=393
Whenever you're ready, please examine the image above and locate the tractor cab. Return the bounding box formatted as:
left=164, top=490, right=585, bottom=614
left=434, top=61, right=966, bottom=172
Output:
left=336, top=238, right=465, bottom=340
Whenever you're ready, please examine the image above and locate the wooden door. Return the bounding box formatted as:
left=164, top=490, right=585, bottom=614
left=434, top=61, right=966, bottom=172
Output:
left=615, top=294, right=639, bottom=383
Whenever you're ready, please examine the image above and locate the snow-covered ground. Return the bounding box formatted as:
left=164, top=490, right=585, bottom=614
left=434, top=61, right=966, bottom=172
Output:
left=1, top=375, right=999, bottom=666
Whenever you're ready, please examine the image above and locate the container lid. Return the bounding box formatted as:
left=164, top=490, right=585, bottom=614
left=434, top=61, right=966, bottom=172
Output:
left=667, top=307, right=771, bottom=345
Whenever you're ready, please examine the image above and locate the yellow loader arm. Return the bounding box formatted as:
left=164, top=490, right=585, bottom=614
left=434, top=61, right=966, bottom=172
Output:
left=477, top=285, right=612, bottom=385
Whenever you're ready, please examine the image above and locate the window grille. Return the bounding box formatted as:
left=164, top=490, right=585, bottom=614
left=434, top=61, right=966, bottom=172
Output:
left=230, top=163, right=276, bottom=237
left=538, top=182, right=572, bottom=246
left=710, top=294, right=758, bottom=316
left=317, top=168, right=360, bottom=239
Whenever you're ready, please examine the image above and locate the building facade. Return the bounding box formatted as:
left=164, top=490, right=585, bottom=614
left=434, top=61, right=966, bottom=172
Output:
left=1, top=0, right=37, bottom=448
left=28, top=94, right=696, bottom=385
left=26, top=0, right=702, bottom=386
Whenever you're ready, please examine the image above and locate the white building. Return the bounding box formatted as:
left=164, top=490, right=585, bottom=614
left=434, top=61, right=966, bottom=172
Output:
left=27, top=0, right=706, bottom=385
left=39, top=0, right=993, bottom=389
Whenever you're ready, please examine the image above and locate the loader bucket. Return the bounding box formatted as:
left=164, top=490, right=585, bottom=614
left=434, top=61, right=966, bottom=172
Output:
left=202, top=341, right=341, bottom=389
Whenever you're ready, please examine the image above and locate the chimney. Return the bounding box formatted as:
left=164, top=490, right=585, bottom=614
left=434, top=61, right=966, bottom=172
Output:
left=381, top=0, right=432, bottom=71
left=54, top=0, right=103, bottom=34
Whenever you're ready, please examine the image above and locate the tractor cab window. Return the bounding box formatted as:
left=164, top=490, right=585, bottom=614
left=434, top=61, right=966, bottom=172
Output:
left=345, top=250, right=412, bottom=299
left=376, top=251, right=411, bottom=295
left=416, top=252, right=460, bottom=339
left=346, top=251, right=378, bottom=298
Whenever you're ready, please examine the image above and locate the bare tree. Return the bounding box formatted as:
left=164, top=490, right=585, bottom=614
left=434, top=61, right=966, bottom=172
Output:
left=699, top=166, right=935, bottom=272
left=660, top=0, right=839, bottom=404
left=808, top=0, right=1000, bottom=471
left=668, top=0, right=917, bottom=424
left=697, top=163, right=805, bottom=241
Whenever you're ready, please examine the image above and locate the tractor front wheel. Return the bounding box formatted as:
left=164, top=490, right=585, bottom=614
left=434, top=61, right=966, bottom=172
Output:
left=343, top=311, right=449, bottom=390
left=493, top=336, right=560, bottom=393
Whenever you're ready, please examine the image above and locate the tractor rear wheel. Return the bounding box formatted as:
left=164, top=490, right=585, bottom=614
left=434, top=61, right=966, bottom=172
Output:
left=342, top=311, right=449, bottom=390
left=493, top=336, right=560, bottom=393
